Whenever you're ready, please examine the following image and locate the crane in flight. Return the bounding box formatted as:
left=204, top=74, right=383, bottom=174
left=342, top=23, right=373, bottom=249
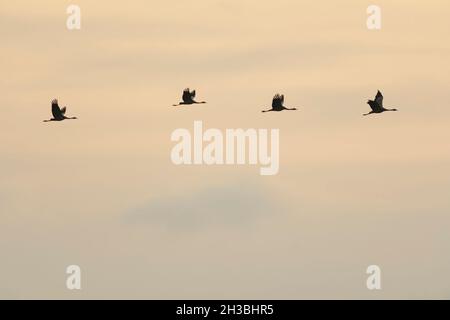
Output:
left=364, top=91, right=398, bottom=116
left=43, top=99, right=77, bottom=122
left=262, top=94, right=298, bottom=113
left=173, top=88, right=207, bottom=106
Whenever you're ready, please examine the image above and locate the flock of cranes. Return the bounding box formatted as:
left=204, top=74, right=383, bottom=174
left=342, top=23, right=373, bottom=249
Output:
left=44, top=89, right=397, bottom=122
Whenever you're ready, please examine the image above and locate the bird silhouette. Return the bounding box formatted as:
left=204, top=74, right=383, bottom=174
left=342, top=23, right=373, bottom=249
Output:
left=364, top=91, right=398, bottom=116
left=173, top=88, right=207, bottom=106
left=262, top=94, right=298, bottom=113
left=43, top=99, right=78, bottom=122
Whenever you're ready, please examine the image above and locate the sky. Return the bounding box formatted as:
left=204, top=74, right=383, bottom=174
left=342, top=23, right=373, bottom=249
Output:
left=1, top=0, right=450, bottom=299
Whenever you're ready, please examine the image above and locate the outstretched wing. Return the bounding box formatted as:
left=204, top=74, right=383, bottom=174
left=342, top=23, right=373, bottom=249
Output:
left=51, top=99, right=63, bottom=118
left=182, top=88, right=191, bottom=103
left=60, top=107, right=67, bottom=115
left=272, top=94, right=284, bottom=109
left=190, top=90, right=196, bottom=99
left=375, top=90, right=383, bottom=108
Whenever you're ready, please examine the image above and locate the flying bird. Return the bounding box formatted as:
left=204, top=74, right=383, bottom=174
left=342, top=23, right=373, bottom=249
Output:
left=173, top=88, right=207, bottom=106
left=43, top=99, right=77, bottom=122
left=364, top=91, right=398, bottom=116
left=262, top=94, right=298, bottom=113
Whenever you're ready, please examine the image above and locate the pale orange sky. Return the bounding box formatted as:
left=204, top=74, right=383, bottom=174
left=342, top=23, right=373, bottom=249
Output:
left=1, top=1, right=450, bottom=299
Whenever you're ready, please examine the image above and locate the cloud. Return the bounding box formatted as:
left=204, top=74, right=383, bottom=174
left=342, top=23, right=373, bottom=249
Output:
left=124, top=182, right=281, bottom=230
